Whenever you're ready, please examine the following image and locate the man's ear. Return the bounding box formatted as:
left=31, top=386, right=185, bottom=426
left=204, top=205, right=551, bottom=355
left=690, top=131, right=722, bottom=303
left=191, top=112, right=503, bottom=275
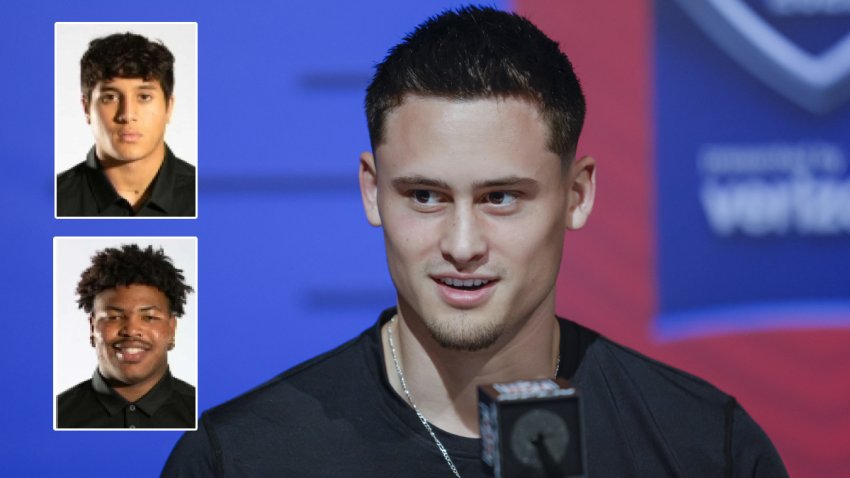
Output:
left=168, top=314, right=177, bottom=350
left=565, top=155, right=596, bottom=230
left=88, top=314, right=95, bottom=347
left=165, top=95, right=175, bottom=123
left=359, top=151, right=382, bottom=226
left=82, top=96, right=91, bottom=125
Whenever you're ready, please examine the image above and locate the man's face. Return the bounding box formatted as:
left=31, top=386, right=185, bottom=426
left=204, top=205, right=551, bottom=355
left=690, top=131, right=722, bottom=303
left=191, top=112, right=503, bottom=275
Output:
left=84, top=77, right=173, bottom=164
left=360, top=96, right=594, bottom=351
left=90, top=284, right=176, bottom=389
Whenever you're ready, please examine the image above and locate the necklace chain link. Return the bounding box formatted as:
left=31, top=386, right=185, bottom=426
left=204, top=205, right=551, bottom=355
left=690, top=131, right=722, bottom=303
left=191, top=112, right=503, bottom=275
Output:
left=386, top=316, right=561, bottom=478
left=388, top=317, right=462, bottom=478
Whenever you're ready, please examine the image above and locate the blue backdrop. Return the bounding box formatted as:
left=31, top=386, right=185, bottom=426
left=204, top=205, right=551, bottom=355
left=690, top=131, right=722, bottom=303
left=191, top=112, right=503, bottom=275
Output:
left=1, top=1, right=506, bottom=475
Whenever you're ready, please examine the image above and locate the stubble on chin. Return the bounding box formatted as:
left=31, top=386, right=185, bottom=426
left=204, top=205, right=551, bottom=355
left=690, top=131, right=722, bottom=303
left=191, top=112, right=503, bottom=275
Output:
left=423, top=312, right=505, bottom=352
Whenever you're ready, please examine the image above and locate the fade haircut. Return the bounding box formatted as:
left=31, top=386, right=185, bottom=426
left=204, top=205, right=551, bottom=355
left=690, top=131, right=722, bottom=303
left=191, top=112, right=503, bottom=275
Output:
left=80, top=32, right=175, bottom=105
left=76, top=244, right=193, bottom=317
left=365, top=5, right=586, bottom=164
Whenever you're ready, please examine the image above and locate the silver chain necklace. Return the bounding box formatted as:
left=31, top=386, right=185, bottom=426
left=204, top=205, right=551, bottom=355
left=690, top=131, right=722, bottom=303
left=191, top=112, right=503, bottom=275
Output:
left=386, top=316, right=560, bottom=478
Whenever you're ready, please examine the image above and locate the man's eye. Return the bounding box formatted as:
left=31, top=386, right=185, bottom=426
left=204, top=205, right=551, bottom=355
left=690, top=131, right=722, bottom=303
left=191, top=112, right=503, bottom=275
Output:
left=139, top=94, right=153, bottom=102
left=100, top=94, right=118, bottom=103
left=143, top=315, right=158, bottom=321
left=106, top=315, right=121, bottom=321
left=485, top=191, right=518, bottom=206
left=411, top=190, right=442, bottom=205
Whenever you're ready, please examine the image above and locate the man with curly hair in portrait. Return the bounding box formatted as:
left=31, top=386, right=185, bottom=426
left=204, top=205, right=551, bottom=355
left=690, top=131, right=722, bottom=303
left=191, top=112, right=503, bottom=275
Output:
left=57, top=244, right=195, bottom=429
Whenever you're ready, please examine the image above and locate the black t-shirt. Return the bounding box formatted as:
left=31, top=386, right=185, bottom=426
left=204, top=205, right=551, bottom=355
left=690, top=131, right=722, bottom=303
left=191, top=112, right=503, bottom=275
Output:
left=56, top=145, right=196, bottom=217
left=57, top=368, right=196, bottom=429
left=162, top=309, right=787, bottom=477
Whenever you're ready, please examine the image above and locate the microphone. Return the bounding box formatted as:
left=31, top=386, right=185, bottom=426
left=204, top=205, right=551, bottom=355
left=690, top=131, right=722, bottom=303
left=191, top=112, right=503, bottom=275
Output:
left=479, top=378, right=585, bottom=478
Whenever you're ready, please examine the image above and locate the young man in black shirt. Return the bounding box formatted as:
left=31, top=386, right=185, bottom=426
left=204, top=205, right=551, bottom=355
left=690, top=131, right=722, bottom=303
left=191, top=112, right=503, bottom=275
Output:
left=164, top=7, right=788, bottom=476
left=57, top=244, right=195, bottom=428
left=56, top=32, right=195, bottom=217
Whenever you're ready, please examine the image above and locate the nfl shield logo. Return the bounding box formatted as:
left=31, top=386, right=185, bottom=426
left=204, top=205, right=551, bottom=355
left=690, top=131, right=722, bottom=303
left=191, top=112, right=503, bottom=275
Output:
left=673, top=0, right=850, bottom=114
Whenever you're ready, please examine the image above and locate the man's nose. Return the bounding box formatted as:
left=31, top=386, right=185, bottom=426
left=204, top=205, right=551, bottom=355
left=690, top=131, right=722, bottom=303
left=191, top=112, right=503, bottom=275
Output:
left=440, top=205, right=487, bottom=270
left=119, top=315, right=144, bottom=337
left=115, top=99, right=136, bottom=123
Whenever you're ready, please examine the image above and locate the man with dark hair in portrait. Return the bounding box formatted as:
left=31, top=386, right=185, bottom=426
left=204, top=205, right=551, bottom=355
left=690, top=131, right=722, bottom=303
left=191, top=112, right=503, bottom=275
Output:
left=57, top=32, right=195, bottom=217
left=57, top=244, right=195, bottom=429
left=164, top=6, right=787, bottom=476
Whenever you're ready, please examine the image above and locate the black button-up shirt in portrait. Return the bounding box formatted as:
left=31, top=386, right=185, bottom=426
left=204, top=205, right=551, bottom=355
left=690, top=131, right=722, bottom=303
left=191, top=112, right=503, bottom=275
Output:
left=56, top=145, right=196, bottom=217
left=57, top=368, right=196, bottom=429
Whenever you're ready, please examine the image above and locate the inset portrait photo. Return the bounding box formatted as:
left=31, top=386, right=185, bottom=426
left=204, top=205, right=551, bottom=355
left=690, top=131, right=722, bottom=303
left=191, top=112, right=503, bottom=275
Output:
left=53, top=237, right=198, bottom=430
left=55, top=23, right=198, bottom=218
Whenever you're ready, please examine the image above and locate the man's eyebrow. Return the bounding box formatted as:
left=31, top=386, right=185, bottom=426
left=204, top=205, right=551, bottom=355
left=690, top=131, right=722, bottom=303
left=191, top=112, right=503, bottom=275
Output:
left=98, top=83, right=158, bottom=91
left=391, top=176, right=540, bottom=190
left=103, top=305, right=163, bottom=312
left=472, top=176, right=538, bottom=189
left=138, top=305, right=164, bottom=312
left=391, top=176, right=451, bottom=189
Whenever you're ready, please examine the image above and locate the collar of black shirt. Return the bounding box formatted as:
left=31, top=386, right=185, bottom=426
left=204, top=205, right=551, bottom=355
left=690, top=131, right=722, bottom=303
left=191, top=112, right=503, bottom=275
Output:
left=84, top=145, right=181, bottom=215
left=90, top=367, right=177, bottom=417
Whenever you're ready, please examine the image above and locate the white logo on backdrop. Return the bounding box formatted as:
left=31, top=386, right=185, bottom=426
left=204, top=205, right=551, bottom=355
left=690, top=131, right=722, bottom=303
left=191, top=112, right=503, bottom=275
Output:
left=699, top=142, right=850, bottom=235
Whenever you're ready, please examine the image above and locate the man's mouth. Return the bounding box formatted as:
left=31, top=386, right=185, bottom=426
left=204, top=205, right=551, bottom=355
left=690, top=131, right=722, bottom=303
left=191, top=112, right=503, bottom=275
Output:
left=433, top=276, right=498, bottom=308
left=112, top=341, right=152, bottom=363
left=438, top=277, right=491, bottom=290
left=118, top=132, right=142, bottom=142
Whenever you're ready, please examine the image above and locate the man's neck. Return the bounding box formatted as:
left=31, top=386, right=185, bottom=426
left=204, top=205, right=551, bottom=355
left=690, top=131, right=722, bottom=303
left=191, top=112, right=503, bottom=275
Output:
left=103, top=368, right=167, bottom=404
left=382, top=307, right=560, bottom=438
left=97, top=145, right=166, bottom=209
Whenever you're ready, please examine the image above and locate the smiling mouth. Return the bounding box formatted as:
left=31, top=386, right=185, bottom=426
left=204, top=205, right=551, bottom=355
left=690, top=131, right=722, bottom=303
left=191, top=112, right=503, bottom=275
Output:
left=434, top=276, right=497, bottom=308
left=113, top=342, right=152, bottom=362
left=438, top=277, right=492, bottom=290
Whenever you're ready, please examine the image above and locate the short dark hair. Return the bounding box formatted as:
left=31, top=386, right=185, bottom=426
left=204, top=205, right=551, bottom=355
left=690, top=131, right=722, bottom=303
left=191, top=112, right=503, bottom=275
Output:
left=80, top=32, right=175, bottom=104
left=76, top=244, right=193, bottom=316
left=365, top=5, right=586, bottom=163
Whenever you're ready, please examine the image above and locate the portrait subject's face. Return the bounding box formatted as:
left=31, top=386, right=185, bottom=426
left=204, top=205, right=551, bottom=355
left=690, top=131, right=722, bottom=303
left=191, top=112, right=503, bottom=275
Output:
left=85, top=77, right=173, bottom=164
left=90, top=284, right=176, bottom=390
left=361, top=96, right=593, bottom=351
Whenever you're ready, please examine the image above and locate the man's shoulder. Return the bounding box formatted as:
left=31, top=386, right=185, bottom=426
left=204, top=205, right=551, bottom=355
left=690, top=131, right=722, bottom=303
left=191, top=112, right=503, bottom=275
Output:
left=206, top=327, right=375, bottom=424
left=594, top=334, right=729, bottom=402
left=164, top=151, right=196, bottom=210
left=567, top=320, right=734, bottom=435
left=163, top=325, right=386, bottom=476
left=56, top=160, right=89, bottom=187
left=580, top=330, right=733, bottom=419
left=169, top=154, right=196, bottom=177
left=56, top=378, right=95, bottom=426
left=57, top=378, right=93, bottom=404
left=575, top=326, right=788, bottom=476
left=170, top=375, right=196, bottom=400
left=56, top=159, right=93, bottom=217
left=164, top=148, right=195, bottom=185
